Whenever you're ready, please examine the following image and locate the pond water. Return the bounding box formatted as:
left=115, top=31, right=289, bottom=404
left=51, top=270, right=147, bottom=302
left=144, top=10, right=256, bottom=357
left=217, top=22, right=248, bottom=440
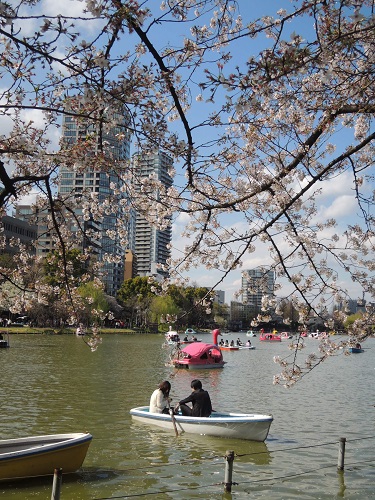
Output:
left=1, top=332, right=374, bottom=499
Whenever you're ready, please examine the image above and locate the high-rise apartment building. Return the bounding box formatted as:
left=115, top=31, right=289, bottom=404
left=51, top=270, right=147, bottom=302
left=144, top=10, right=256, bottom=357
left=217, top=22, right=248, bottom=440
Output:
left=213, top=290, right=225, bottom=305
left=58, top=109, right=132, bottom=296
left=241, top=268, right=275, bottom=308
left=14, top=204, right=58, bottom=256
left=131, top=151, right=173, bottom=280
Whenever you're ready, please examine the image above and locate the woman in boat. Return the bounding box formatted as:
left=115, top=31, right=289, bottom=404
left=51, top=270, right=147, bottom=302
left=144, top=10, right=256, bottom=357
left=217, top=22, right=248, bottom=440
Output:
left=149, top=381, right=171, bottom=414
left=230, top=340, right=235, bottom=347
left=175, top=379, right=212, bottom=417
left=246, top=339, right=252, bottom=347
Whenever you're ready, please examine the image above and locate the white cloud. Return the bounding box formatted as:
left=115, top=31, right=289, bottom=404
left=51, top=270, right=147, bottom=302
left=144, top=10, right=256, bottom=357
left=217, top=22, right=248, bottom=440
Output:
left=316, top=194, right=357, bottom=220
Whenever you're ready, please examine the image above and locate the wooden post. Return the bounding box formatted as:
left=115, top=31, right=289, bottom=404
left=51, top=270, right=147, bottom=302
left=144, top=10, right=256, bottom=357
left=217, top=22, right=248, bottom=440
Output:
left=337, top=437, right=346, bottom=471
left=224, top=450, right=234, bottom=493
left=51, top=468, right=62, bottom=500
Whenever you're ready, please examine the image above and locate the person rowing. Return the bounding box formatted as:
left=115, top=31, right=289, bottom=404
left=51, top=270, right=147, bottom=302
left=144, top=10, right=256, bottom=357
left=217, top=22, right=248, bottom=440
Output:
left=174, top=379, right=212, bottom=417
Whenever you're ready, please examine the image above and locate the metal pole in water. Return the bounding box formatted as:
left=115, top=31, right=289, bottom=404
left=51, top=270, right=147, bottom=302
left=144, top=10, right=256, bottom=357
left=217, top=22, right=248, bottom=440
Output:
left=224, top=450, right=235, bottom=493
left=337, top=437, right=346, bottom=471
left=51, top=468, right=62, bottom=500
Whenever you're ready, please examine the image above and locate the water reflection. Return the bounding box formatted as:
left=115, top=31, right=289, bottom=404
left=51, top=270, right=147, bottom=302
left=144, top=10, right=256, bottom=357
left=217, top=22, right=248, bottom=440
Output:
left=337, top=470, right=346, bottom=498
left=130, top=420, right=272, bottom=466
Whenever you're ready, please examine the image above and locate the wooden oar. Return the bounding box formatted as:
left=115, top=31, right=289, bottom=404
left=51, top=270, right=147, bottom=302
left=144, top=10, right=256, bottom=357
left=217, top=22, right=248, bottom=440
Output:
left=167, top=400, right=179, bottom=437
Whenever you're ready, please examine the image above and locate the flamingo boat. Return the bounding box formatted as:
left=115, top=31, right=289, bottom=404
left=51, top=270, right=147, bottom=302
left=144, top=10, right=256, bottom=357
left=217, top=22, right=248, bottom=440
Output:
left=130, top=407, right=273, bottom=442
left=259, top=332, right=281, bottom=342
left=169, top=329, right=225, bottom=369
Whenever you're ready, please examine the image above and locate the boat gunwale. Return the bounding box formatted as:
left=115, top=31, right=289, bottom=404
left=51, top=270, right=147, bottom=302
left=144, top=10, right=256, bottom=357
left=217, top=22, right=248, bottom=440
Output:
left=130, top=406, right=273, bottom=424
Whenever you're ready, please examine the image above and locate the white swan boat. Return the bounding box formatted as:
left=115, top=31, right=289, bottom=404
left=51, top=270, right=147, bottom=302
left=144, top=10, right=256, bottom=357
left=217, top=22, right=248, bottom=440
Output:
left=130, top=406, right=273, bottom=442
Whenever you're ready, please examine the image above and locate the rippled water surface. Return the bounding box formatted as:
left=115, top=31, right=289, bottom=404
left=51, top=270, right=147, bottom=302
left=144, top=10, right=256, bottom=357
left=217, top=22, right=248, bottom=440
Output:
left=0, top=332, right=374, bottom=499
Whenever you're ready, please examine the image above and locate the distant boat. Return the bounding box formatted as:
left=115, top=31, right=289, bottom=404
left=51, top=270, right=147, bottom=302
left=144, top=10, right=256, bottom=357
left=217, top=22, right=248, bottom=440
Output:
left=185, top=328, right=197, bottom=336
left=348, top=344, right=364, bottom=353
left=259, top=333, right=281, bottom=342
left=0, top=432, right=92, bottom=481
left=220, top=345, right=239, bottom=351
left=308, top=331, right=328, bottom=339
left=130, top=407, right=273, bottom=442
left=0, top=333, right=10, bottom=348
left=246, top=330, right=257, bottom=337
left=169, top=342, right=225, bottom=369
left=169, top=329, right=225, bottom=369
left=280, top=332, right=293, bottom=340
left=165, top=326, right=180, bottom=343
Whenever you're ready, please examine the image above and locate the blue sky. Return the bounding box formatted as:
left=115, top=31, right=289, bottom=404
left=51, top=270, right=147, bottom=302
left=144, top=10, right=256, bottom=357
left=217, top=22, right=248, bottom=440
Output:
left=3, top=0, right=373, bottom=305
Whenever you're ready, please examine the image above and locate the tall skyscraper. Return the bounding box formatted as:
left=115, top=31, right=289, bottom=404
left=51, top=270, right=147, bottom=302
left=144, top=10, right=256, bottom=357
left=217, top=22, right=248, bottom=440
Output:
left=131, top=150, right=173, bottom=280
left=241, top=268, right=275, bottom=308
left=58, top=109, right=132, bottom=296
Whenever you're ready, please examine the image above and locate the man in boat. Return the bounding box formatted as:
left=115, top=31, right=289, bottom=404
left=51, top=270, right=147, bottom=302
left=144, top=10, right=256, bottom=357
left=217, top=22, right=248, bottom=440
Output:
left=175, top=379, right=212, bottom=417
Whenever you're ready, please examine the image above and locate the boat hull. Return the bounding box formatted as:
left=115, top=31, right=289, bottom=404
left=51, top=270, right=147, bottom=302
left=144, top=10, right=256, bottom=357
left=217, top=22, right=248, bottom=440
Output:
left=130, top=407, right=272, bottom=442
left=0, top=433, right=92, bottom=481
left=172, top=361, right=225, bottom=369
left=220, top=346, right=239, bottom=351
left=348, top=347, right=364, bottom=353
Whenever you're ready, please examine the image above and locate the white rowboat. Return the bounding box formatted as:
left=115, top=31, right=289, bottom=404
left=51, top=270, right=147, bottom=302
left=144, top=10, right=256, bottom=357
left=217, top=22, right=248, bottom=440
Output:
left=130, top=406, right=273, bottom=442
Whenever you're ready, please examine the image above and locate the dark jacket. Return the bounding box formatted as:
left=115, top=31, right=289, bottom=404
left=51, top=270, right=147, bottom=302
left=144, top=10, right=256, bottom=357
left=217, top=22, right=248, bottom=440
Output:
left=179, top=389, right=212, bottom=417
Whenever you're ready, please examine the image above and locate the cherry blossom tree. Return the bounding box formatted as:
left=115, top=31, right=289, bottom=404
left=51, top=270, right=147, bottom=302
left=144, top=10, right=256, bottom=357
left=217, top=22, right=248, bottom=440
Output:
left=0, top=0, right=374, bottom=380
